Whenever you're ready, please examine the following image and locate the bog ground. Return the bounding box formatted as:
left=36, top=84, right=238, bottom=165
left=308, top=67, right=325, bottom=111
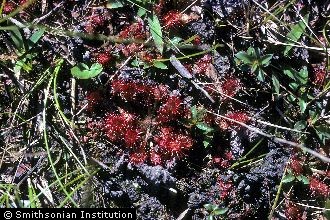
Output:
left=0, top=0, right=330, bottom=219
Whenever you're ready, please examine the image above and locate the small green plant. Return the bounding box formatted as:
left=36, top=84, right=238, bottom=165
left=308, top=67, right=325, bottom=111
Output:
left=283, top=13, right=309, bottom=56
left=70, top=63, right=103, bottom=79
left=204, top=203, right=228, bottom=220
left=282, top=67, right=309, bottom=114
left=282, top=171, right=309, bottom=185
left=235, top=47, right=273, bottom=81
left=190, top=106, right=214, bottom=148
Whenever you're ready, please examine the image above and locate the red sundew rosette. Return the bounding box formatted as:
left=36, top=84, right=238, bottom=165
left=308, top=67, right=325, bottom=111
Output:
left=156, top=96, right=183, bottom=123
left=192, top=54, right=212, bottom=75
left=309, top=177, right=330, bottom=197
left=154, top=127, right=193, bottom=157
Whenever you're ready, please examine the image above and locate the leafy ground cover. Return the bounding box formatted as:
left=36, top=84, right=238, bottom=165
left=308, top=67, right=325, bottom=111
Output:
left=0, top=0, right=330, bottom=219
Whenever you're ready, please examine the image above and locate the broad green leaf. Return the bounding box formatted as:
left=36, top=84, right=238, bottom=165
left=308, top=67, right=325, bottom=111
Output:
left=106, top=0, right=123, bottom=8
left=207, top=215, right=214, bottom=220
left=28, top=28, right=45, bottom=49
left=153, top=61, right=168, bottom=69
left=213, top=207, right=228, bottom=215
left=196, top=122, right=213, bottom=133
left=284, top=13, right=309, bottom=56
left=272, top=74, right=280, bottom=95
left=256, top=68, right=265, bottom=81
left=235, top=52, right=254, bottom=64
left=298, top=98, right=307, bottom=113
left=261, top=54, right=273, bottom=66
left=283, top=174, right=295, bottom=183
left=148, top=14, right=163, bottom=54
left=90, top=63, right=102, bottom=70
left=71, top=63, right=103, bottom=79
left=283, top=69, right=296, bottom=80
left=137, top=8, right=146, bottom=17
left=294, top=120, right=307, bottom=130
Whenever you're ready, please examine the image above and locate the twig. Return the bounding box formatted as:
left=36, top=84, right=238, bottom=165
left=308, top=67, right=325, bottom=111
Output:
left=296, top=202, right=330, bottom=211
left=207, top=110, right=330, bottom=163
left=265, top=39, right=330, bottom=56
left=201, top=83, right=256, bottom=107
left=170, top=55, right=215, bottom=103
left=32, top=2, right=63, bottom=24
left=182, top=0, right=198, bottom=13
left=253, top=118, right=310, bottom=134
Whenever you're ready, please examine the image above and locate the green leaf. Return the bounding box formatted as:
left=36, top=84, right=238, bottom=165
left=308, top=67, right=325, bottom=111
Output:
left=235, top=51, right=254, bottom=64
left=9, top=28, right=25, bottom=52
left=131, top=58, right=142, bottom=67
left=287, top=94, right=296, bottom=102
left=153, top=61, right=168, bottom=69
left=256, top=68, right=265, bottom=81
left=283, top=69, right=296, bottom=80
left=170, top=36, right=183, bottom=44
left=296, top=175, right=309, bottom=184
left=15, top=60, right=32, bottom=72
left=289, top=82, right=299, bottom=91
left=260, top=54, right=273, bottom=66
left=204, top=204, right=216, bottom=211
left=80, top=63, right=89, bottom=69
left=71, top=63, right=103, bottom=79
left=148, top=14, right=163, bottom=54
left=191, top=106, right=198, bottom=119
left=247, top=47, right=256, bottom=56
left=315, top=125, right=330, bottom=139
left=207, top=215, right=214, bottom=220
left=213, top=207, right=228, bottom=215
left=90, top=63, right=103, bottom=72
left=298, top=98, right=307, bottom=113
left=282, top=173, right=295, bottom=183
left=294, top=120, right=307, bottom=130
left=137, top=8, right=147, bottom=17
left=28, top=28, right=45, bottom=49
left=308, top=110, right=319, bottom=125
left=284, top=13, right=309, bottom=56
left=196, top=122, right=213, bottom=133
left=272, top=74, right=280, bottom=95
left=203, top=140, right=210, bottom=148
left=297, top=67, right=308, bottom=85
left=251, top=62, right=258, bottom=72
left=325, top=199, right=330, bottom=220
left=106, top=0, right=123, bottom=8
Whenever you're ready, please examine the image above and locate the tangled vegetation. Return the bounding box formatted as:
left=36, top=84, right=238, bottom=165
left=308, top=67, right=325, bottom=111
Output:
left=0, top=0, right=330, bottom=219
